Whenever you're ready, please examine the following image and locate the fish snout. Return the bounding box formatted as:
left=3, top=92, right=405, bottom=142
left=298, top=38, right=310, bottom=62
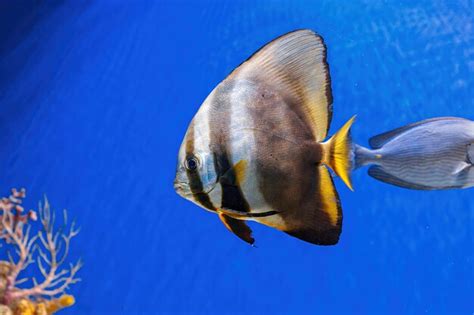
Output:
left=173, top=181, right=190, bottom=196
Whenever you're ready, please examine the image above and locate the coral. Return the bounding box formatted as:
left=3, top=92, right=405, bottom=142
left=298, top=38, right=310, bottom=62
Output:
left=0, top=189, right=81, bottom=314
left=10, top=300, right=34, bottom=315
left=43, top=295, right=74, bottom=314
left=0, top=304, right=12, bottom=315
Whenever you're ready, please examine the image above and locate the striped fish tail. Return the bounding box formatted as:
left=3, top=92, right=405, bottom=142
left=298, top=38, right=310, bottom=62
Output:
left=322, top=116, right=356, bottom=191
left=353, top=144, right=377, bottom=170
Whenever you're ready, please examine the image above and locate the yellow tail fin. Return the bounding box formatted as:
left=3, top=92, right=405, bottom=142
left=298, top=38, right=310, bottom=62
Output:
left=322, top=116, right=356, bottom=191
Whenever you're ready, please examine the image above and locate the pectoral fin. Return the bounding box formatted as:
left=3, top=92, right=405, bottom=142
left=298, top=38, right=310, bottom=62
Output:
left=218, top=212, right=254, bottom=245
left=220, top=160, right=248, bottom=186
left=453, top=162, right=471, bottom=175
left=468, top=144, right=474, bottom=164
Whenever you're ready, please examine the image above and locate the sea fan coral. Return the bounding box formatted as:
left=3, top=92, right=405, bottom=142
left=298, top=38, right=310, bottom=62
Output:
left=0, top=189, right=81, bottom=314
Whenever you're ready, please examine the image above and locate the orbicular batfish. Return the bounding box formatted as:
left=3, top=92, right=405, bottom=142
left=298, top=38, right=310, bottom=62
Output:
left=355, top=117, right=474, bottom=190
left=174, top=29, right=355, bottom=246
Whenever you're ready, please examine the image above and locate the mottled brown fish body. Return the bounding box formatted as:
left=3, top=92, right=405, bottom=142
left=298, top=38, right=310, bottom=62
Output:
left=215, top=80, right=340, bottom=243
left=174, top=30, right=355, bottom=245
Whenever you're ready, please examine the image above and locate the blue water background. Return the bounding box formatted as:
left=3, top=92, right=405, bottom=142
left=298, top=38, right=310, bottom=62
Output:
left=0, top=1, right=473, bottom=314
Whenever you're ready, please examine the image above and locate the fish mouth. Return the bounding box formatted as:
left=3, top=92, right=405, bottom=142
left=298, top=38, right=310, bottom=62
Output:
left=173, top=181, right=216, bottom=196
left=173, top=181, right=190, bottom=196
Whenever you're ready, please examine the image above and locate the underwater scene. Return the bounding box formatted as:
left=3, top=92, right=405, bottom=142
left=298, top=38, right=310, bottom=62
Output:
left=0, top=1, right=473, bottom=314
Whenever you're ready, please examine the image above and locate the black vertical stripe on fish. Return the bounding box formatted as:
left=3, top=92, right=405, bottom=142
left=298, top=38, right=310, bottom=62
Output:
left=216, top=134, right=251, bottom=213
left=210, top=81, right=252, bottom=214
left=185, top=123, right=216, bottom=211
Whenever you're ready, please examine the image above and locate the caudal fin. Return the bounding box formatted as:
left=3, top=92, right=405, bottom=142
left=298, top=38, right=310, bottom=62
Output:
left=322, top=116, right=356, bottom=191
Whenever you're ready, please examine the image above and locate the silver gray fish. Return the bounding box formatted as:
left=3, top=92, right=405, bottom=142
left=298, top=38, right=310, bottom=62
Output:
left=174, top=30, right=355, bottom=246
left=355, top=117, right=474, bottom=190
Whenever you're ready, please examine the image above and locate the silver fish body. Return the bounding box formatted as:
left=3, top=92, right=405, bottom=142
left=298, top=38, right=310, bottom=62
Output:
left=355, top=117, right=474, bottom=190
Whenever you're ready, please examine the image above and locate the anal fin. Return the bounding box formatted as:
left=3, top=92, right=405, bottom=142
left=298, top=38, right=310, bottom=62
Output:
left=218, top=213, right=254, bottom=245
left=265, top=166, right=342, bottom=246
left=368, top=166, right=434, bottom=190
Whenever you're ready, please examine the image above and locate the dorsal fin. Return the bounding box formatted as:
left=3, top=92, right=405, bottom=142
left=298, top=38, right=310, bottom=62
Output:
left=370, top=117, right=468, bottom=149
left=230, top=29, right=333, bottom=141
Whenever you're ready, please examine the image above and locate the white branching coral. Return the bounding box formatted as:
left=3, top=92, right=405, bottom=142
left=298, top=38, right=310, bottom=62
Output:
left=0, top=188, right=81, bottom=314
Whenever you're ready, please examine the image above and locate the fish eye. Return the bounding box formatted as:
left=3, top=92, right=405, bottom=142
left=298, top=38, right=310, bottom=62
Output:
left=185, top=156, right=200, bottom=171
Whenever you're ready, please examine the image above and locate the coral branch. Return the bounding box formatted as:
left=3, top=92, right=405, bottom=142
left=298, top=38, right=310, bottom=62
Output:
left=0, top=189, right=81, bottom=314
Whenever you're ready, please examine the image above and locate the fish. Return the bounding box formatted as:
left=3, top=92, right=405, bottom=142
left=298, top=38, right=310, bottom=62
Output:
left=174, top=29, right=355, bottom=246
left=354, top=117, right=474, bottom=190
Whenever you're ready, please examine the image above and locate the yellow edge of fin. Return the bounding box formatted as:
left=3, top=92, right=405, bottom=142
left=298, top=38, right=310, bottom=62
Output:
left=220, top=159, right=248, bottom=187
left=233, top=160, right=248, bottom=185
left=322, top=115, right=356, bottom=191
left=318, top=166, right=341, bottom=226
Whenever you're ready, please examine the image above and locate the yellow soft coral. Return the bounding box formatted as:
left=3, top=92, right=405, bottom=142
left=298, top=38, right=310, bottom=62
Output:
left=12, top=299, right=35, bottom=315
left=44, top=295, right=75, bottom=315
left=34, top=303, right=47, bottom=315
left=7, top=295, right=75, bottom=315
